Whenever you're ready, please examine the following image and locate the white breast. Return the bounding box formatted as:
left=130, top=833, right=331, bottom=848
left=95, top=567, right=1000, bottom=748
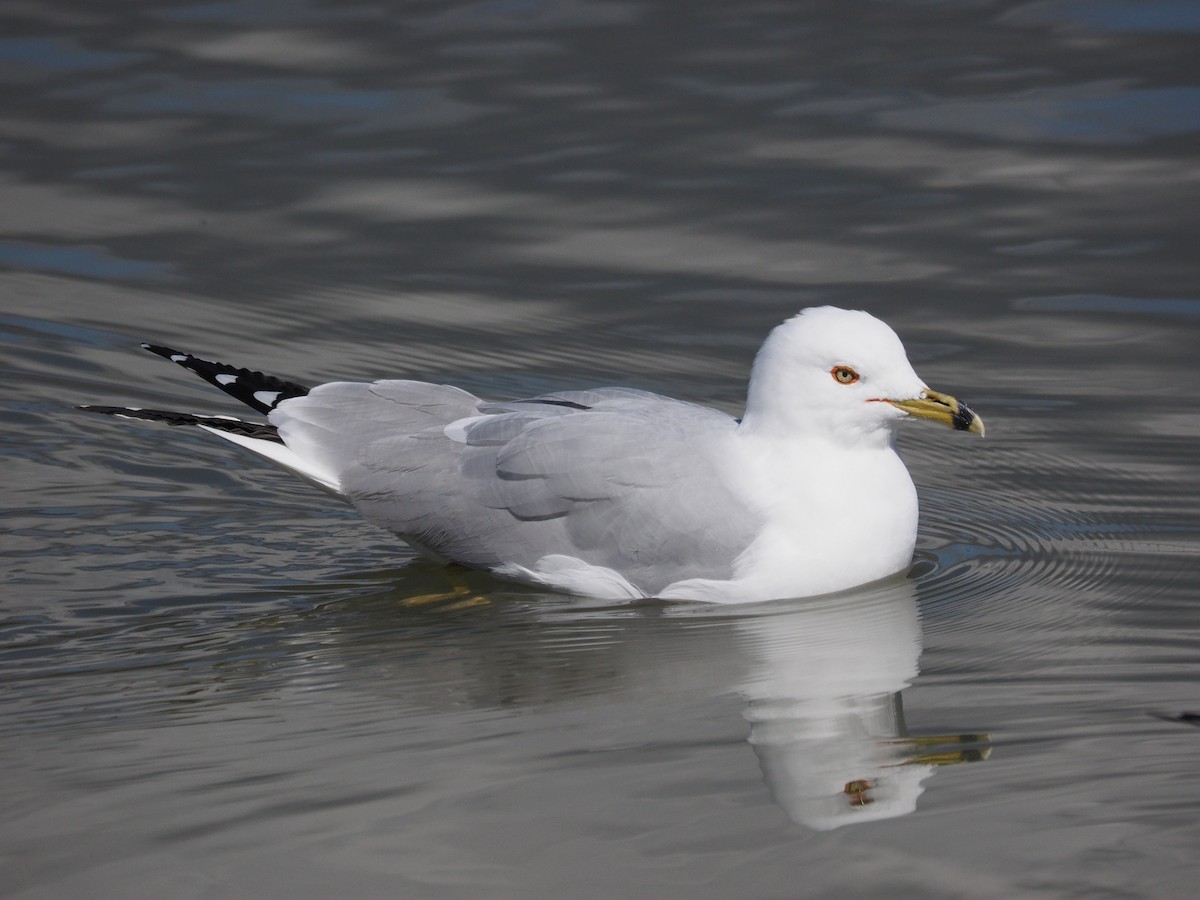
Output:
left=728, top=436, right=919, bottom=598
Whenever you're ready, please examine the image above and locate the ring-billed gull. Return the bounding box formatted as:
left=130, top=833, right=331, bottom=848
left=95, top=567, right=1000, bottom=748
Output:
left=81, top=306, right=983, bottom=603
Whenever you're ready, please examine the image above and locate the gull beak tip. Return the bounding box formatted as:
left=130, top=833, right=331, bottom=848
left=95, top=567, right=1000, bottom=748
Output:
left=957, top=403, right=985, bottom=438
left=888, top=390, right=986, bottom=437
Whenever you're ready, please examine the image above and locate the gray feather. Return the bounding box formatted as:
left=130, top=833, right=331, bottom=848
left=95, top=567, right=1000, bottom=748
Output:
left=269, top=382, right=760, bottom=592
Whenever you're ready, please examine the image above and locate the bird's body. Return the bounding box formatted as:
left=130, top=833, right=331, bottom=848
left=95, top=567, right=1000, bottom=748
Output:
left=83, top=307, right=982, bottom=603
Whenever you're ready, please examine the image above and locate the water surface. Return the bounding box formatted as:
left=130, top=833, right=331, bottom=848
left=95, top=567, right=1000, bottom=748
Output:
left=2, top=1, right=1199, bottom=897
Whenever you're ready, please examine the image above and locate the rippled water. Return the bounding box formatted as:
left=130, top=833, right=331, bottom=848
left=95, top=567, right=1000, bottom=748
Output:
left=3, top=1, right=1199, bottom=897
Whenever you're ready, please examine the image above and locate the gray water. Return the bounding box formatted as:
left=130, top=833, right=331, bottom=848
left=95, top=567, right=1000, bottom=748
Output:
left=3, top=1, right=1200, bottom=897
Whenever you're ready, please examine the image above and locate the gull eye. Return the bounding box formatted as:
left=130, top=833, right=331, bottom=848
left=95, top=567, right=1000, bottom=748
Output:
left=831, top=366, right=859, bottom=385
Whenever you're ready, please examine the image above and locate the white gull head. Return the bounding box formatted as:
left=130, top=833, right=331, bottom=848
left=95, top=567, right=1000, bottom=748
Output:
left=740, top=306, right=930, bottom=447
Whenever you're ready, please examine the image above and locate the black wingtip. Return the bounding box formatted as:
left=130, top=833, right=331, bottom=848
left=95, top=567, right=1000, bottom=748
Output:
left=137, top=343, right=311, bottom=415
left=78, top=404, right=282, bottom=441
left=141, top=343, right=184, bottom=361
left=79, top=404, right=140, bottom=415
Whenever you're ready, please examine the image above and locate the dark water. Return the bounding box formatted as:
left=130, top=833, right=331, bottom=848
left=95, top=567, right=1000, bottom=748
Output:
left=3, top=1, right=1199, bottom=896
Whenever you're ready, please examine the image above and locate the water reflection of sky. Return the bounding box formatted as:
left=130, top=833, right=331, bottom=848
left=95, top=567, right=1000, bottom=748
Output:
left=0, top=0, right=1193, bottom=342
left=151, top=0, right=362, bottom=26
left=0, top=241, right=170, bottom=280
left=1007, top=0, right=1200, bottom=33
left=0, top=38, right=143, bottom=74
left=92, top=78, right=489, bottom=132
left=878, top=84, right=1200, bottom=145
left=7, top=3, right=1196, bottom=147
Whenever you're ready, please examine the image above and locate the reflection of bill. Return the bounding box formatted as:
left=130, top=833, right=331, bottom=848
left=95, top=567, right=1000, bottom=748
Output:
left=736, top=581, right=990, bottom=830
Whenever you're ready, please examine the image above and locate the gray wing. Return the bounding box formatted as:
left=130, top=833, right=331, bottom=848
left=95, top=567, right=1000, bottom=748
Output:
left=272, top=382, right=760, bottom=593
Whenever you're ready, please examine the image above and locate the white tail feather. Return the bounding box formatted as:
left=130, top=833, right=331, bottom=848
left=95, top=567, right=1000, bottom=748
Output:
left=198, top=425, right=345, bottom=498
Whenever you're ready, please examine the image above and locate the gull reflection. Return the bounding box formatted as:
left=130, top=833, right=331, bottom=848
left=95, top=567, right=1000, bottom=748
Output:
left=262, top=567, right=990, bottom=833
left=732, top=581, right=990, bottom=830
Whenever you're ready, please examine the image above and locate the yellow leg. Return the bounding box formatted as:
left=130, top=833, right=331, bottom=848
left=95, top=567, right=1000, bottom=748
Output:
left=887, top=733, right=993, bottom=767
left=400, top=571, right=490, bottom=608
left=444, top=594, right=491, bottom=610
left=400, top=583, right=472, bottom=607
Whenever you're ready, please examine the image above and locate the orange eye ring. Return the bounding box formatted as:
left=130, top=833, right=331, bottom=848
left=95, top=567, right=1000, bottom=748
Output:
left=831, top=366, right=859, bottom=385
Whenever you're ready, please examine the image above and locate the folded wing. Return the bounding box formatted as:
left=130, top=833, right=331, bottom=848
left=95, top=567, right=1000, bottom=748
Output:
left=271, top=384, right=760, bottom=593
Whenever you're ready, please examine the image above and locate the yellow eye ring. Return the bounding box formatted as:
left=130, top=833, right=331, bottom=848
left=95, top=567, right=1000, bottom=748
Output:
left=831, top=366, right=859, bottom=385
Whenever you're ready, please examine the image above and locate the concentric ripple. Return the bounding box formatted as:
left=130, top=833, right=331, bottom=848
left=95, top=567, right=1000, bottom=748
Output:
left=905, top=422, right=1195, bottom=645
